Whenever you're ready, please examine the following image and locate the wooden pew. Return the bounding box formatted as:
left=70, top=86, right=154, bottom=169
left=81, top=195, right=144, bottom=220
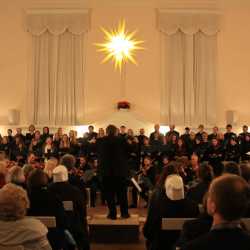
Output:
left=33, top=216, right=57, bottom=228
left=63, top=200, right=74, bottom=211
left=162, top=218, right=195, bottom=230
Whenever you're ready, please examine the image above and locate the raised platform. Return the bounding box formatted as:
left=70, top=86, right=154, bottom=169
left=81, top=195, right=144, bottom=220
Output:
left=89, top=214, right=140, bottom=243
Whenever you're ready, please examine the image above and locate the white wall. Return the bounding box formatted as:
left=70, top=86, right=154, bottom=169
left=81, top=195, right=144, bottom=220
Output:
left=0, top=0, right=250, bottom=131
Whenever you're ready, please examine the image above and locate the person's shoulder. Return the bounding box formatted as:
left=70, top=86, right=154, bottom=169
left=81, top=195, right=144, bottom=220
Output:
left=19, top=217, right=48, bottom=236
left=183, top=232, right=213, bottom=250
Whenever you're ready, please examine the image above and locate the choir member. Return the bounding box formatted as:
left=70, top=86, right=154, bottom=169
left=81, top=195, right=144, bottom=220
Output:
left=225, top=137, right=241, bottom=163
left=119, top=125, right=127, bottom=138
left=166, top=124, right=180, bottom=141
left=196, top=124, right=205, bottom=141
left=208, top=126, right=219, bottom=141
left=240, top=134, right=250, bottom=161
left=224, top=124, right=237, bottom=144
left=25, top=124, right=36, bottom=146
left=238, top=125, right=250, bottom=143
left=149, top=124, right=164, bottom=146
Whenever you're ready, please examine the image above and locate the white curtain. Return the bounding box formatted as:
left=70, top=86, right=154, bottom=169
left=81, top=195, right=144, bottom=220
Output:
left=26, top=10, right=90, bottom=125
left=159, top=11, right=220, bottom=126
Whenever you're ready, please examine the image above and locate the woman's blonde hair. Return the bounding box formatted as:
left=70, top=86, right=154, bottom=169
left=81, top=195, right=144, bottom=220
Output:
left=44, top=159, right=58, bottom=178
left=0, top=183, right=29, bottom=221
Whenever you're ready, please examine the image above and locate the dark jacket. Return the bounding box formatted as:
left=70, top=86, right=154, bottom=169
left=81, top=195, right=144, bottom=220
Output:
left=96, top=135, right=130, bottom=177
left=177, top=214, right=212, bottom=248
left=48, top=182, right=89, bottom=250
left=143, top=188, right=199, bottom=250
left=183, top=227, right=250, bottom=250
left=27, top=186, right=66, bottom=250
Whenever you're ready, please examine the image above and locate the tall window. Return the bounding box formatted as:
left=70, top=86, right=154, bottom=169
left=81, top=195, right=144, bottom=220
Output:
left=158, top=10, right=220, bottom=126
left=26, top=10, right=90, bottom=125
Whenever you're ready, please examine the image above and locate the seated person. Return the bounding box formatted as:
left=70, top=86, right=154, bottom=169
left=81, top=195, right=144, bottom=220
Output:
left=225, top=138, right=241, bottom=163
left=27, top=169, right=67, bottom=250
left=183, top=174, right=250, bottom=250
left=143, top=174, right=199, bottom=250
left=187, top=162, right=214, bottom=205
left=49, top=165, right=89, bottom=250
left=223, top=161, right=241, bottom=176
left=0, top=183, right=52, bottom=250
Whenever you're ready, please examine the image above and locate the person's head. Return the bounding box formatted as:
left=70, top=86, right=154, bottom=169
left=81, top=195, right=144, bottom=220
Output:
left=0, top=183, right=29, bottom=221
left=172, top=134, right=177, bottom=143
left=44, top=159, right=58, bottom=178
left=139, top=128, right=145, bottom=135
left=154, top=124, right=160, bottom=132
left=98, top=128, right=105, bottom=137
left=60, top=154, right=76, bottom=170
left=184, top=127, right=190, bottom=134
left=212, top=126, right=219, bottom=134
left=62, top=134, right=69, bottom=142
left=143, top=156, right=152, bottom=166
left=158, top=162, right=178, bottom=187
left=16, top=128, right=22, bottom=135
left=127, top=129, right=133, bottom=137
left=165, top=174, right=184, bottom=201
left=28, top=124, right=35, bottom=133
left=223, top=162, right=241, bottom=176
left=106, top=125, right=118, bottom=137
left=199, top=162, right=214, bottom=183
left=202, top=132, right=208, bottom=142
left=207, top=175, right=249, bottom=222
left=57, top=127, right=63, bottom=136
left=79, top=155, right=87, bottom=165
left=211, top=138, right=219, bottom=147
left=22, top=164, right=34, bottom=180
left=162, top=155, right=169, bottom=165
left=54, top=132, right=60, bottom=141
left=43, top=126, right=49, bottom=134
left=120, top=125, right=126, bottom=134
left=143, top=137, right=150, bottom=145
left=34, top=130, right=40, bottom=140
left=88, top=125, right=94, bottom=133
left=2, top=136, right=8, bottom=144
left=27, top=169, right=48, bottom=190
left=242, top=125, right=248, bottom=133
left=226, top=124, right=232, bottom=133
left=45, top=137, right=53, bottom=145
left=52, top=165, right=69, bottom=183
left=169, top=125, right=175, bottom=131
left=27, top=152, right=36, bottom=164
left=6, top=166, right=25, bottom=186
left=177, top=138, right=184, bottom=147
left=190, top=132, right=196, bottom=140
left=198, top=124, right=204, bottom=132
left=7, top=129, right=12, bottom=136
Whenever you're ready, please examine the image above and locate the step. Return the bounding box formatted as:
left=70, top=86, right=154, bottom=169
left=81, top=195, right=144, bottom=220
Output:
left=89, top=214, right=140, bottom=243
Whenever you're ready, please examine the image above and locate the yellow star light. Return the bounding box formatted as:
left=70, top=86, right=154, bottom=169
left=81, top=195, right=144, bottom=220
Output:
left=95, top=20, right=144, bottom=71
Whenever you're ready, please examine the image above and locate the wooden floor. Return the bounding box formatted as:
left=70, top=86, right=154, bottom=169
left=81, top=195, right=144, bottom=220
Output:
left=88, top=206, right=147, bottom=250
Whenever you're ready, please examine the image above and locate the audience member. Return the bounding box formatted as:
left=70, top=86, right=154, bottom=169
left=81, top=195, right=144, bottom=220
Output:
left=0, top=183, right=52, bottom=249
left=183, top=175, right=250, bottom=250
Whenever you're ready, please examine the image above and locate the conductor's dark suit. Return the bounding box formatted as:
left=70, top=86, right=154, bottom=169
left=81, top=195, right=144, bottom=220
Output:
left=97, top=135, right=130, bottom=218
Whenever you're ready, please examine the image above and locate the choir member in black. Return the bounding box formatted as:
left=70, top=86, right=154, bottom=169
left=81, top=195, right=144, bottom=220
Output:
left=167, top=134, right=178, bottom=159
left=160, top=155, right=170, bottom=172
left=166, top=125, right=180, bottom=141
left=25, top=124, right=36, bottom=146
left=40, top=126, right=52, bottom=144
left=69, top=130, right=80, bottom=156
left=96, top=125, right=130, bottom=219
left=141, top=137, right=154, bottom=159
left=58, top=134, right=70, bottom=156
left=204, top=138, right=224, bottom=176
left=181, top=127, right=191, bottom=146
left=52, top=132, right=61, bottom=150
left=97, top=128, right=105, bottom=138
left=149, top=124, right=164, bottom=146
left=15, top=127, right=25, bottom=142
left=0, top=136, right=10, bottom=158
left=86, top=125, right=98, bottom=141
left=43, top=137, right=58, bottom=159
left=196, top=124, right=205, bottom=141
left=127, top=134, right=140, bottom=173
left=240, top=134, right=250, bottom=161
left=57, top=127, right=63, bottom=139
left=10, top=135, right=27, bottom=162
left=224, top=124, right=237, bottom=145
left=238, top=125, right=250, bottom=143
left=175, top=138, right=188, bottom=158
left=193, top=136, right=203, bottom=159
left=199, top=133, right=210, bottom=160
left=225, top=137, right=241, bottom=163
left=185, top=154, right=201, bottom=187
left=208, top=126, right=219, bottom=141
left=136, top=128, right=146, bottom=146
left=119, top=125, right=127, bottom=138
left=186, top=132, right=196, bottom=157
left=29, top=130, right=43, bottom=157
left=7, top=128, right=14, bottom=145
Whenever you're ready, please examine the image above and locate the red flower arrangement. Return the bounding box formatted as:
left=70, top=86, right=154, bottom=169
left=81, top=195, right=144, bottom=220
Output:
left=117, top=101, right=131, bottom=110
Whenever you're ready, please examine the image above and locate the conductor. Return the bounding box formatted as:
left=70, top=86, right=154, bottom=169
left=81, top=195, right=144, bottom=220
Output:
left=97, top=124, right=130, bottom=219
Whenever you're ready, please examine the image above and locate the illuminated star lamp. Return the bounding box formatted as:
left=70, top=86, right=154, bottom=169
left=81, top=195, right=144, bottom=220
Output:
left=95, top=20, right=144, bottom=71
